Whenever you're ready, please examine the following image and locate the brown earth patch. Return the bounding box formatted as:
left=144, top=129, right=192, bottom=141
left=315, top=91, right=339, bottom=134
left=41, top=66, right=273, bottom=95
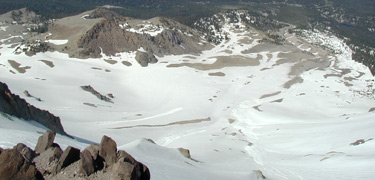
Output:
left=8, top=60, right=31, bottom=73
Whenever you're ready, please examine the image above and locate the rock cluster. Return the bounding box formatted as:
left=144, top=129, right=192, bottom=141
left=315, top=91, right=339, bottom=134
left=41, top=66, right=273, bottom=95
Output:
left=0, top=131, right=150, bottom=180
left=0, top=81, right=67, bottom=135
left=135, top=51, right=158, bottom=67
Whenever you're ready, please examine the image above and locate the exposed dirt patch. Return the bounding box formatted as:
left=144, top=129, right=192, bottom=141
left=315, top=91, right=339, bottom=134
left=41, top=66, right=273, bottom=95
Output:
left=167, top=55, right=261, bottom=70
left=39, top=60, right=55, bottom=68
left=8, top=60, right=31, bottom=73
left=121, top=61, right=132, bottom=66
left=350, top=138, right=373, bottom=146
left=284, top=76, right=304, bottom=89
left=113, top=117, right=211, bottom=129
left=104, top=59, right=117, bottom=65
left=260, top=91, right=281, bottom=99
left=208, top=72, right=226, bottom=76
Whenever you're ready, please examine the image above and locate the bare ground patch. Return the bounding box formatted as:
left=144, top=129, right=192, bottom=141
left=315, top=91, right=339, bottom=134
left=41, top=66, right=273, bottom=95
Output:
left=260, top=91, right=281, bottom=99
left=208, top=72, right=226, bottom=76
left=39, top=60, right=55, bottom=68
left=104, top=59, right=117, bottom=65
left=8, top=60, right=31, bottom=73
left=122, top=61, right=132, bottom=66
left=284, top=76, right=304, bottom=89
left=113, top=117, right=211, bottom=129
left=167, top=55, right=261, bottom=70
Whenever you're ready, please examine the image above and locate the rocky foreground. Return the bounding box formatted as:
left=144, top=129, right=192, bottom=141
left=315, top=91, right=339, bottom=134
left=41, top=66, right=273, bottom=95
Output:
left=0, top=131, right=150, bottom=180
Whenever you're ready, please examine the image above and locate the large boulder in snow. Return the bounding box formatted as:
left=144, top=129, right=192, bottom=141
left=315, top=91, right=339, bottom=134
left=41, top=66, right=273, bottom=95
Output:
left=35, top=131, right=56, bottom=154
left=99, top=135, right=117, bottom=167
left=0, top=81, right=68, bottom=135
left=135, top=51, right=158, bottom=67
left=0, top=145, right=44, bottom=180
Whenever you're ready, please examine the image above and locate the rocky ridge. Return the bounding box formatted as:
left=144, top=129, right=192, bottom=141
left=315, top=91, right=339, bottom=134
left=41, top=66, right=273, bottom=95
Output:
left=76, top=8, right=211, bottom=62
left=0, top=131, right=150, bottom=180
left=0, top=81, right=67, bottom=135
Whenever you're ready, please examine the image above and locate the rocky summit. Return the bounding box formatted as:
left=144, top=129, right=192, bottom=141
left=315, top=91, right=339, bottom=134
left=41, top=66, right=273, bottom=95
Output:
left=0, top=131, right=150, bottom=180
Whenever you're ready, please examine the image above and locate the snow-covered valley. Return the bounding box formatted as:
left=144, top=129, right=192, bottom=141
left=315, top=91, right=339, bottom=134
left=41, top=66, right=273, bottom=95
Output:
left=1, top=10, right=374, bottom=180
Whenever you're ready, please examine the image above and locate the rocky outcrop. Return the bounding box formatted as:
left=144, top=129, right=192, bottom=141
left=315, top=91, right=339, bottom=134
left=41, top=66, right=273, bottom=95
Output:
left=0, top=144, right=44, bottom=180
left=76, top=8, right=210, bottom=63
left=3, top=131, right=151, bottom=180
left=0, top=81, right=67, bottom=135
left=135, top=51, right=158, bottom=67
left=81, top=85, right=113, bottom=103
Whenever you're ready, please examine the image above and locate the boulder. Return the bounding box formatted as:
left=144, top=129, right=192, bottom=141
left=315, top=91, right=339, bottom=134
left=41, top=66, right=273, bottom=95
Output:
left=178, top=148, right=191, bottom=159
left=35, top=131, right=56, bottom=154
left=114, top=157, right=150, bottom=180
left=84, top=144, right=104, bottom=171
left=110, top=159, right=134, bottom=180
left=0, top=147, right=44, bottom=180
left=79, top=149, right=95, bottom=176
left=85, top=144, right=99, bottom=160
left=117, top=150, right=136, bottom=164
left=135, top=51, right=158, bottom=67
left=15, top=143, right=36, bottom=163
left=0, top=147, right=3, bottom=154
left=55, top=146, right=80, bottom=173
left=99, top=135, right=117, bottom=166
left=33, top=146, right=63, bottom=176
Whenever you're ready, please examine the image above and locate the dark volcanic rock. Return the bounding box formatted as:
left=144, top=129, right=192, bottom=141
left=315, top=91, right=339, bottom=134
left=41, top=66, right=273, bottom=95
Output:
left=99, top=135, right=117, bottom=166
left=135, top=51, right=158, bottom=67
left=0, top=81, right=67, bottom=135
left=55, top=146, right=80, bottom=173
left=35, top=130, right=56, bottom=154
left=0, top=146, right=44, bottom=180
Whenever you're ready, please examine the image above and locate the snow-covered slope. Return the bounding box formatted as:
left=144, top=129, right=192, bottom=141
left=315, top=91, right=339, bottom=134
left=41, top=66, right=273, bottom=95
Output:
left=0, top=10, right=374, bottom=180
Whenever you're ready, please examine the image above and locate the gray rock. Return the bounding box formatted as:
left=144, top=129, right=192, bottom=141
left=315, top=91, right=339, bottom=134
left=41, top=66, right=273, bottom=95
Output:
left=55, top=146, right=80, bottom=173
left=35, top=131, right=56, bottom=154
left=0, top=147, right=44, bottom=180
left=135, top=51, right=158, bottom=67
left=0, top=81, right=68, bottom=135
left=99, top=135, right=117, bottom=167
left=79, top=149, right=95, bottom=176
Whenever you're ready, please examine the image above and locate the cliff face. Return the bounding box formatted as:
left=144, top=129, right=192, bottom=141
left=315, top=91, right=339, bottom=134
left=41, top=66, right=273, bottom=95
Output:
left=76, top=8, right=211, bottom=58
left=0, top=82, right=67, bottom=136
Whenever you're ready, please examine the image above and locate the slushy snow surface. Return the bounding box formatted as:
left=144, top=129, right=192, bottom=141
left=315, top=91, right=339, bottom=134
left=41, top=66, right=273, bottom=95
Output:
left=0, top=15, right=374, bottom=180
